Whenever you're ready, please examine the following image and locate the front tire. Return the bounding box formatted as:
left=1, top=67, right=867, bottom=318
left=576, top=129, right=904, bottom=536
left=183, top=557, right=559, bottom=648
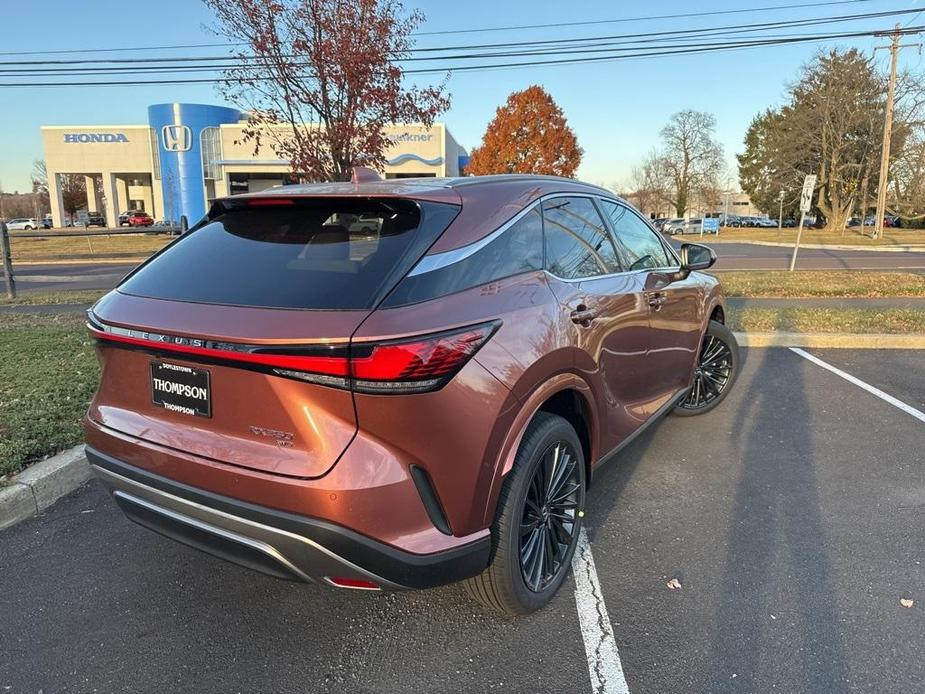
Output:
left=673, top=319, right=739, bottom=416
left=465, top=412, right=586, bottom=615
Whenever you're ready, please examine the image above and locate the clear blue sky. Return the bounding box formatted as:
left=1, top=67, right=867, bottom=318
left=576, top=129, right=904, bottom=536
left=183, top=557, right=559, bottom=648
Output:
left=1, top=0, right=922, bottom=193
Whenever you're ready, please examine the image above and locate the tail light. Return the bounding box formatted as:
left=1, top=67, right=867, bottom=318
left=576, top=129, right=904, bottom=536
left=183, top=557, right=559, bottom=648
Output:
left=276, top=322, right=500, bottom=394
left=88, top=312, right=499, bottom=395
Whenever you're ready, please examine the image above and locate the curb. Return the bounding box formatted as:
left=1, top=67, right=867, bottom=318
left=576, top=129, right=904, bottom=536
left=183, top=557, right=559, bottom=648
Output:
left=709, top=239, right=925, bottom=253
left=0, top=445, right=90, bottom=531
left=734, top=332, right=925, bottom=348
left=13, top=258, right=149, bottom=266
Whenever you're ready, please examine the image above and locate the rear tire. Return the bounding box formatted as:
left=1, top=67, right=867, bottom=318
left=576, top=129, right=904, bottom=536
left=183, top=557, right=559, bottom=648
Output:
left=673, top=319, right=739, bottom=416
left=465, top=412, right=586, bottom=615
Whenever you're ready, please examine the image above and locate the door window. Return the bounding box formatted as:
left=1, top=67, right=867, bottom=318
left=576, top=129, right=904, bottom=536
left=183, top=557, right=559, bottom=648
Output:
left=543, top=197, right=621, bottom=279
left=599, top=200, right=673, bottom=271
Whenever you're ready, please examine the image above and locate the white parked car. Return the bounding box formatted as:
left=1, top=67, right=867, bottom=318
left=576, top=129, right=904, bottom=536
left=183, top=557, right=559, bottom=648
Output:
left=5, top=218, right=40, bottom=230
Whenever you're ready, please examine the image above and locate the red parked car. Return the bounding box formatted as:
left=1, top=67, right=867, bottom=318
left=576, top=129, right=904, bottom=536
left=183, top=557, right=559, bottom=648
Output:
left=127, top=211, right=154, bottom=227
left=84, top=172, right=738, bottom=614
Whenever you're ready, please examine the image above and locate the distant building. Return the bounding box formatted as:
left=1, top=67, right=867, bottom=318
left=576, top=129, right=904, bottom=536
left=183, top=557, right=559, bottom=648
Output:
left=41, top=102, right=467, bottom=227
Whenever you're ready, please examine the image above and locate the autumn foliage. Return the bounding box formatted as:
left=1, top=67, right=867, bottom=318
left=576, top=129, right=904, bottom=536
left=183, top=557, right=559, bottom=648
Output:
left=204, top=0, right=449, bottom=182
left=466, top=86, right=583, bottom=177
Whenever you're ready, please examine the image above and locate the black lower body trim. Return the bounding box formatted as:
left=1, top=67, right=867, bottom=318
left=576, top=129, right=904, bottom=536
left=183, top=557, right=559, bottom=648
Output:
left=86, top=446, right=491, bottom=589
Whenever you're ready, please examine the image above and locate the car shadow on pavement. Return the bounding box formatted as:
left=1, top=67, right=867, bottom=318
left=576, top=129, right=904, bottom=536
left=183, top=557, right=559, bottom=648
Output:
left=707, top=348, right=848, bottom=692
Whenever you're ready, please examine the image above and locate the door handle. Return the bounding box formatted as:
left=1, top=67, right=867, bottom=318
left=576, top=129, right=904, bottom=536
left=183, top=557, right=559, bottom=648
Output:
left=647, top=292, right=667, bottom=310
left=570, top=305, right=597, bottom=326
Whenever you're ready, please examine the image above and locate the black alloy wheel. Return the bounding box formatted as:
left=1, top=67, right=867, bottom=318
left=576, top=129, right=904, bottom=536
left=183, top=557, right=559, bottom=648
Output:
left=465, top=412, right=586, bottom=614
left=674, top=319, right=739, bottom=416
left=519, top=440, right=582, bottom=592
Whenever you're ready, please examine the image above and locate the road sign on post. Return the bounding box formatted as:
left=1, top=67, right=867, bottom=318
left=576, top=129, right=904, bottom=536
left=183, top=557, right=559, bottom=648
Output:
left=701, top=218, right=719, bottom=236
left=790, top=174, right=817, bottom=272
left=799, top=175, right=817, bottom=213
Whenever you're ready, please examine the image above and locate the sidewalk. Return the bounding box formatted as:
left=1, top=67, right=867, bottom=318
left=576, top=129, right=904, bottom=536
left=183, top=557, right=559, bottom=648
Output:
left=708, top=238, right=925, bottom=253
left=0, top=303, right=92, bottom=314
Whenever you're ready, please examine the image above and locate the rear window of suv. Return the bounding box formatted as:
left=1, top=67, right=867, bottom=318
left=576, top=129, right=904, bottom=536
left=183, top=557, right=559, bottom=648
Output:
left=118, top=198, right=459, bottom=310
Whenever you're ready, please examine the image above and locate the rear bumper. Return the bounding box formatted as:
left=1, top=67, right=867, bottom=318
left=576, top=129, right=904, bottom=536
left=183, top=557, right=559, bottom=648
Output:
left=87, top=447, right=491, bottom=590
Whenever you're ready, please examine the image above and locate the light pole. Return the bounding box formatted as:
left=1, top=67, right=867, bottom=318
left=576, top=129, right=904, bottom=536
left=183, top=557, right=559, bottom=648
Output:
left=778, top=190, right=785, bottom=232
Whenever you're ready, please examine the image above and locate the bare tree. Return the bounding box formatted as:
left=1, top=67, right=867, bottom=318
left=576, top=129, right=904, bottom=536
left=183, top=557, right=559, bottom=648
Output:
left=658, top=110, right=725, bottom=217
left=31, top=160, right=49, bottom=220
left=892, top=129, right=925, bottom=221
left=629, top=151, right=672, bottom=217
left=205, top=0, right=450, bottom=182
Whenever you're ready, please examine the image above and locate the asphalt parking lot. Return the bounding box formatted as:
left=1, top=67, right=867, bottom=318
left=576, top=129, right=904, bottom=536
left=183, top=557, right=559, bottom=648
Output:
left=1, top=348, right=922, bottom=694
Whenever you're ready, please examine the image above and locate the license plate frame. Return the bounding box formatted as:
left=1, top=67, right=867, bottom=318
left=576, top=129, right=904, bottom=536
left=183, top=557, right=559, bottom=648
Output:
left=150, top=361, right=212, bottom=418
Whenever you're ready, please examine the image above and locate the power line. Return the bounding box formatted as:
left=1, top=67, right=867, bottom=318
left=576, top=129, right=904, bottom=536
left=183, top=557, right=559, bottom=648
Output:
left=0, top=27, right=910, bottom=78
left=0, top=0, right=876, bottom=58
left=0, top=5, right=919, bottom=70
left=2, top=26, right=919, bottom=88
left=414, top=0, right=875, bottom=35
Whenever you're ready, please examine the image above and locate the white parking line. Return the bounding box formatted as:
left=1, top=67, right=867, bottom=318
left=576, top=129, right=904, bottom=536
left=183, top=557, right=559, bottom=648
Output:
left=572, top=526, right=631, bottom=694
left=790, top=347, right=925, bottom=423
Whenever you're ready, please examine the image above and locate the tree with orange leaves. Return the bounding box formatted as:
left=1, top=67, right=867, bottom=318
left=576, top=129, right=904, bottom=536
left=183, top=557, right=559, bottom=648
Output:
left=466, top=86, right=582, bottom=177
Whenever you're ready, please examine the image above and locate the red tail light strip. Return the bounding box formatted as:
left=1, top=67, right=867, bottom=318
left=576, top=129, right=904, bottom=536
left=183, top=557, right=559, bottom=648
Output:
left=87, top=312, right=500, bottom=394
left=86, top=323, right=351, bottom=376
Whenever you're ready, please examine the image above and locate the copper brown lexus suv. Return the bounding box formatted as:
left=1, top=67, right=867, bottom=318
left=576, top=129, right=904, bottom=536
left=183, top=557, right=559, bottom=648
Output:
left=84, top=172, right=738, bottom=614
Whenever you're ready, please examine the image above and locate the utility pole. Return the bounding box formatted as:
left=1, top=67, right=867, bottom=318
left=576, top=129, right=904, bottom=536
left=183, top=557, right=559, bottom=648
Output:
left=873, top=24, right=922, bottom=239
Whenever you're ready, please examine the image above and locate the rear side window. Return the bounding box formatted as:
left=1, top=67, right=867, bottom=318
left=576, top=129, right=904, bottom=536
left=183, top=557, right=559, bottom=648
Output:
left=543, top=197, right=621, bottom=279
left=118, top=198, right=459, bottom=310
left=599, top=200, right=673, bottom=271
left=384, top=206, right=543, bottom=307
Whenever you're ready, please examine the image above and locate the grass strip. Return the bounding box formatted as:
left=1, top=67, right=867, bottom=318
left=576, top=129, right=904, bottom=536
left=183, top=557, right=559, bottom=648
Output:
left=0, top=313, right=99, bottom=478
left=728, top=307, right=925, bottom=334
left=714, top=271, right=925, bottom=298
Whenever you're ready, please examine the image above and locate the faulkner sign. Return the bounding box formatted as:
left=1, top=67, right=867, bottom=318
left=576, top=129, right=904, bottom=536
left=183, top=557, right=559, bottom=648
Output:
left=63, top=133, right=129, bottom=143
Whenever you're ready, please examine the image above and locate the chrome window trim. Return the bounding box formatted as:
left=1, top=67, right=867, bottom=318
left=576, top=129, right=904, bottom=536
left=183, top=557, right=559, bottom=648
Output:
left=408, top=191, right=611, bottom=279
left=407, top=201, right=543, bottom=277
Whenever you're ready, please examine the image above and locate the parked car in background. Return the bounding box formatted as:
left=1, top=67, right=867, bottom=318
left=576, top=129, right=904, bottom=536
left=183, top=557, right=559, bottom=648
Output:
left=126, top=211, right=154, bottom=227
left=782, top=218, right=797, bottom=228
left=85, top=212, right=106, bottom=227
left=662, top=218, right=686, bottom=234
left=42, top=216, right=53, bottom=229
left=651, top=217, right=669, bottom=232
left=119, top=210, right=147, bottom=226
left=721, top=215, right=742, bottom=228
left=665, top=218, right=718, bottom=235
left=5, top=218, right=40, bottom=230
left=84, top=173, right=738, bottom=615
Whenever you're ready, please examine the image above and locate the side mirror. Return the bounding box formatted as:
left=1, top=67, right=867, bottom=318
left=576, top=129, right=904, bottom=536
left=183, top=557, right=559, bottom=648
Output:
left=669, top=243, right=716, bottom=282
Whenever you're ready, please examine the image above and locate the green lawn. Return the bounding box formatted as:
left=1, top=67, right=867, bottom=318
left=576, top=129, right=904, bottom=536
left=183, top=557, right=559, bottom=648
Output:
left=1, top=289, right=107, bottom=306
left=728, top=308, right=925, bottom=334
left=0, top=313, right=99, bottom=478
left=714, top=271, right=925, bottom=298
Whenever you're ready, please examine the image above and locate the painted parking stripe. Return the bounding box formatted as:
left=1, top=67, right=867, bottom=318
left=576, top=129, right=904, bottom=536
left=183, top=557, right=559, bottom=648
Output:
left=790, top=347, right=925, bottom=423
left=572, top=526, right=631, bottom=694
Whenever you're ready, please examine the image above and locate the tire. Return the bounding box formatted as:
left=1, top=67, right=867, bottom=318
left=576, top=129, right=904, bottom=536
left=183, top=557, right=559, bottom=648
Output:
left=465, top=412, right=586, bottom=615
left=673, top=319, right=739, bottom=417
left=24, top=225, right=33, bottom=230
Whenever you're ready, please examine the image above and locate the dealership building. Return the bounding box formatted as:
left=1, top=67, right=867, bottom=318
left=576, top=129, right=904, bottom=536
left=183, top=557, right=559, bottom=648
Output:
left=41, top=102, right=468, bottom=228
